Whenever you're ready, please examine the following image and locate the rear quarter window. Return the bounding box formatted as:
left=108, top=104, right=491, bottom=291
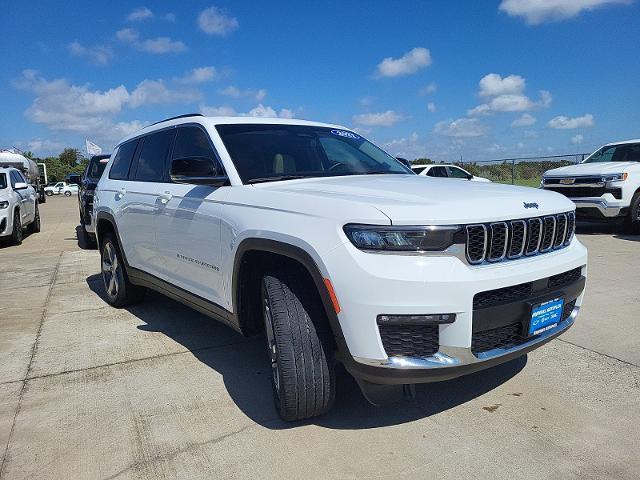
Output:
left=109, top=140, right=139, bottom=180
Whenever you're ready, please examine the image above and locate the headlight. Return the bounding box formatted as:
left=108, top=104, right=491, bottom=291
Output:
left=343, top=224, right=461, bottom=252
left=603, top=173, right=627, bottom=182
left=0, top=201, right=8, bottom=209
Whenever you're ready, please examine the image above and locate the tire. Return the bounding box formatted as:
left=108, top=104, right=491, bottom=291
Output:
left=100, top=233, right=146, bottom=307
left=64, top=191, right=72, bottom=197
left=82, top=224, right=97, bottom=248
left=40, top=192, right=46, bottom=203
left=45, top=190, right=53, bottom=196
left=262, top=268, right=335, bottom=421
left=10, top=210, right=23, bottom=245
left=624, top=191, right=640, bottom=235
left=28, top=204, right=41, bottom=234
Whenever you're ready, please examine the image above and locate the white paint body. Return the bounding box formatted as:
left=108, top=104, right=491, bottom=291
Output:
left=542, top=139, right=640, bottom=218
left=0, top=167, right=37, bottom=238
left=94, top=116, right=587, bottom=366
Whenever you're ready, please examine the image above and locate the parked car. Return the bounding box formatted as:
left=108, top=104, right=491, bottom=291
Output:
left=541, top=139, right=640, bottom=232
left=0, top=167, right=41, bottom=244
left=93, top=114, right=587, bottom=421
left=78, top=154, right=110, bottom=244
left=0, top=151, right=46, bottom=203
left=45, top=181, right=77, bottom=196
left=62, top=184, right=79, bottom=196
left=411, top=164, right=491, bottom=182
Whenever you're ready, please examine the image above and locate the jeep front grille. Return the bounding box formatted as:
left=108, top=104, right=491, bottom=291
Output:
left=465, top=211, right=575, bottom=265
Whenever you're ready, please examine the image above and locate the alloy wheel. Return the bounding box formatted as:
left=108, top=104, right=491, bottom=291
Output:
left=102, top=242, right=120, bottom=299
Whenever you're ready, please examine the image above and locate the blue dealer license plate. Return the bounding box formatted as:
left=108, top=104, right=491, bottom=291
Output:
left=529, top=297, right=564, bottom=336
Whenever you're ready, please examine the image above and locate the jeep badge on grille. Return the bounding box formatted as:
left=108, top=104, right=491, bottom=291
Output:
left=523, top=202, right=539, bottom=209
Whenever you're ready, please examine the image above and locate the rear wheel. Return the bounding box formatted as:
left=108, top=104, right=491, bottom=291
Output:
left=10, top=210, right=22, bottom=245
left=64, top=190, right=72, bottom=197
left=100, top=233, right=146, bottom=307
left=28, top=204, right=41, bottom=234
left=45, top=190, right=53, bottom=196
left=261, top=268, right=335, bottom=421
left=624, top=192, right=640, bottom=235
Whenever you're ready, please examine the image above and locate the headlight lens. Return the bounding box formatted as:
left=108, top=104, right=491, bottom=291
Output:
left=0, top=201, right=8, bottom=209
left=343, top=224, right=460, bottom=251
left=603, top=173, right=628, bottom=182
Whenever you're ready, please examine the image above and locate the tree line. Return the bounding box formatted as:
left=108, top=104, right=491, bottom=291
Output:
left=23, top=148, right=88, bottom=183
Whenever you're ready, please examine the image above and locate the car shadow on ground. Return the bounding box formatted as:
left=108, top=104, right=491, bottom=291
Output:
left=86, top=274, right=527, bottom=430
left=576, top=221, right=639, bottom=242
left=74, top=225, right=98, bottom=250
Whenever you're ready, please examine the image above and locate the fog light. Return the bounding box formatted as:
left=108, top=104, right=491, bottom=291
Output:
left=377, top=314, right=456, bottom=325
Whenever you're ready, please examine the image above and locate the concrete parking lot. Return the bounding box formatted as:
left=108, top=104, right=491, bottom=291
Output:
left=0, top=196, right=638, bottom=479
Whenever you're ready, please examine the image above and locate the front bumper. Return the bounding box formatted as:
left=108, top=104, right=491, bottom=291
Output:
left=0, top=210, right=11, bottom=237
left=572, top=198, right=627, bottom=218
left=325, top=238, right=587, bottom=384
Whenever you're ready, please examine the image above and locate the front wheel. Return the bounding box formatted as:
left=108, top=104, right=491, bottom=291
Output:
left=262, top=269, right=335, bottom=421
left=45, top=190, right=53, bottom=196
left=64, top=191, right=72, bottom=197
left=624, top=192, right=640, bottom=235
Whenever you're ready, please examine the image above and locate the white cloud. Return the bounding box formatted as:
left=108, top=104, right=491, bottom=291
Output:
left=427, top=102, right=437, bottom=113
left=547, top=113, right=594, bottom=129
left=359, top=96, right=374, bottom=107
left=128, top=79, right=200, bottom=108
left=352, top=110, right=405, bottom=127
left=375, top=47, right=431, bottom=78
left=382, top=132, right=429, bottom=159
left=221, top=85, right=267, bottom=101
left=434, top=118, right=488, bottom=138
left=479, top=73, right=526, bottom=97
left=14, top=138, right=66, bottom=156
left=199, top=103, right=295, bottom=118
left=164, top=13, right=176, bottom=22
left=116, top=28, right=186, bottom=54
left=524, top=129, right=539, bottom=138
left=116, top=28, right=139, bottom=43
left=126, top=7, right=153, bottom=22
left=137, top=37, right=186, bottom=54
left=175, top=66, right=219, bottom=84
left=198, top=6, right=239, bottom=35
left=512, top=113, right=537, bottom=127
left=419, top=82, right=437, bottom=95
left=68, top=41, right=113, bottom=66
left=571, top=133, right=584, bottom=144
left=468, top=73, right=552, bottom=116
left=499, top=0, right=630, bottom=25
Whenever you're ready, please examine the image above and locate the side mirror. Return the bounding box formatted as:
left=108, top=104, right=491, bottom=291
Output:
left=170, top=157, right=228, bottom=186
left=14, top=182, right=28, bottom=190
left=467, top=174, right=474, bottom=180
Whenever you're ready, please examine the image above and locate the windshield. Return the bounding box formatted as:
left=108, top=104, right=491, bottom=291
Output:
left=0, top=173, right=6, bottom=189
left=583, top=143, right=640, bottom=163
left=215, top=124, right=411, bottom=183
left=87, top=155, right=109, bottom=180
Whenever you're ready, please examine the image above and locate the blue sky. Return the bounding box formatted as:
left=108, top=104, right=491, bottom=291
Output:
left=1, top=0, right=639, bottom=161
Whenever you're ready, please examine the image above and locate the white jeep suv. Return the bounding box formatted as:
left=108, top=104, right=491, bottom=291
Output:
left=0, top=167, right=41, bottom=245
left=541, top=139, right=640, bottom=232
left=93, top=114, right=588, bottom=420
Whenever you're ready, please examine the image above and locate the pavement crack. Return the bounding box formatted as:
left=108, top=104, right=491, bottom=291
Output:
left=0, top=251, right=63, bottom=478
left=102, top=424, right=254, bottom=480
left=557, top=338, right=639, bottom=368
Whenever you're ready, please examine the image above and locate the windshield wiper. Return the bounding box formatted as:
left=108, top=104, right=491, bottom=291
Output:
left=246, top=175, right=306, bottom=184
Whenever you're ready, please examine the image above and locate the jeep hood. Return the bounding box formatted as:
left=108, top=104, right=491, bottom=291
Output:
left=544, top=161, right=638, bottom=177
left=254, top=175, right=574, bottom=225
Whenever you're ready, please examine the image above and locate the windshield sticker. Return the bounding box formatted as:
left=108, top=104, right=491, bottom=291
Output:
left=330, top=129, right=360, bottom=140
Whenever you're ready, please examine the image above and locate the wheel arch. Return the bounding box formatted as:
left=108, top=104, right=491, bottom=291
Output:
left=232, top=238, right=348, bottom=354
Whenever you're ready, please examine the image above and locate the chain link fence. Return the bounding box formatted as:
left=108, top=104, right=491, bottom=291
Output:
left=454, top=154, right=589, bottom=187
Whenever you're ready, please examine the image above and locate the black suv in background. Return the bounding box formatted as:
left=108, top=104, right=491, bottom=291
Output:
left=78, top=154, right=110, bottom=244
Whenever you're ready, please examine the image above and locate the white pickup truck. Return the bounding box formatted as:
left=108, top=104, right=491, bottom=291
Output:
left=541, top=139, right=640, bottom=233
left=44, top=181, right=79, bottom=196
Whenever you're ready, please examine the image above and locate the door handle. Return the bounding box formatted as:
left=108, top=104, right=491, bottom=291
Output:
left=116, top=188, right=126, bottom=199
left=158, top=192, right=172, bottom=204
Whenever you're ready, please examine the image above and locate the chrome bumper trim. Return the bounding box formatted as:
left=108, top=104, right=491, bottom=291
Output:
left=353, top=306, right=579, bottom=370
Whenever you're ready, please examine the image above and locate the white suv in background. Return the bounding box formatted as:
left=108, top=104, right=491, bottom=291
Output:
left=93, top=114, right=587, bottom=421
left=0, top=167, right=41, bottom=245
left=411, top=164, right=491, bottom=182
left=541, top=139, right=640, bottom=232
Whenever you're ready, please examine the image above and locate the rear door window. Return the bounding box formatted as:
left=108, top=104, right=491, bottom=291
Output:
left=132, top=129, right=175, bottom=182
left=427, top=166, right=448, bottom=177
left=109, top=140, right=139, bottom=180
left=448, top=166, right=470, bottom=179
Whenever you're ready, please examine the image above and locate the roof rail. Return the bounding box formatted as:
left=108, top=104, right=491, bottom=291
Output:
left=149, top=113, right=204, bottom=127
